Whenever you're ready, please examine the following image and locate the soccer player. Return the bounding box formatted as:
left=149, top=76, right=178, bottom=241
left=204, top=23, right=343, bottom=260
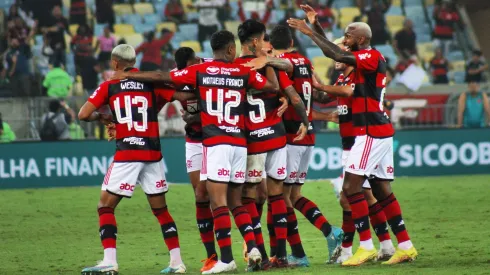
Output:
left=112, top=30, right=282, bottom=274
left=235, top=19, right=310, bottom=269
left=262, top=25, right=344, bottom=266
left=78, top=44, right=189, bottom=274
left=288, top=15, right=418, bottom=266
left=310, top=35, right=396, bottom=263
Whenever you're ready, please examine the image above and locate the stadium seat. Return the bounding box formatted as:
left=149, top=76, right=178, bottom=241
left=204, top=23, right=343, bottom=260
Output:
left=425, top=0, right=435, bottom=5
left=114, top=24, right=135, bottom=35
left=143, top=13, right=161, bottom=25
left=123, top=14, right=142, bottom=25
left=297, top=33, right=314, bottom=48
left=386, top=6, right=403, bottom=15
left=386, top=15, right=405, bottom=30
left=417, top=42, right=435, bottom=62
left=187, top=12, right=200, bottom=22
left=405, top=6, right=425, bottom=22
left=177, top=23, right=198, bottom=41
left=392, top=0, right=401, bottom=6
left=34, top=35, right=43, bottom=46
left=64, top=34, right=71, bottom=53
left=404, top=0, right=422, bottom=6
left=271, top=9, right=285, bottom=24
left=134, top=23, right=155, bottom=34
left=123, top=33, right=144, bottom=48
left=312, top=57, right=334, bottom=71
left=182, top=0, right=194, bottom=13
left=225, top=21, right=241, bottom=37
left=69, top=24, right=79, bottom=35
left=113, top=4, right=133, bottom=16
left=447, top=51, right=464, bottom=61
left=453, top=71, right=465, bottom=84
left=235, top=39, right=241, bottom=57
left=332, top=27, right=344, bottom=39
left=451, top=60, right=466, bottom=72
left=340, top=7, right=361, bottom=28
left=134, top=3, right=154, bottom=15
left=157, top=22, right=177, bottom=33
left=417, top=33, right=432, bottom=43
left=180, top=41, right=202, bottom=53
left=94, top=24, right=106, bottom=37
left=306, top=47, right=323, bottom=59
left=154, top=2, right=166, bottom=16
left=376, top=44, right=396, bottom=57
left=334, top=0, right=355, bottom=9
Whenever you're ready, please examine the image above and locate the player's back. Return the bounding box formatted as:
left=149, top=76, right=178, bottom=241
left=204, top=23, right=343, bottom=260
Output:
left=98, top=75, right=162, bottom=162
left=279, top=51, right=315, bottom=146
left=351, top=48, right=394, bottom=138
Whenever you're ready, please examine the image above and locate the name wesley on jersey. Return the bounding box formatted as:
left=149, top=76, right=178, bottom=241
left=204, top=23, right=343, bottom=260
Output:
left=121, top=81, right=145, bottom=90
left=202, top=77, right=244, bottom=88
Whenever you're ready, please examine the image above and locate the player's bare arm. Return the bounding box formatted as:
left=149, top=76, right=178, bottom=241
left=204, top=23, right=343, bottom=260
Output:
left=172, top=91, right=197, bottom=102
left=78, top=101, right=113, bottom=124
left=312, top=109, right=338, bottom=123
left=313, top=82, right=353, bottom=97
left=242, top=56, right=293, bottom=73
left=282, top=85, right=309, bottom=141
left=312, top=89, right=336, bottom=104
left=261, top=66, right=281, bottom=92
left=113, top=70, right=174, bottom=83
left=300, top=4, right=326, bottom=38
left=287, top=18, right=356, bottom=66
left=181, top=110, right=201, bottom=124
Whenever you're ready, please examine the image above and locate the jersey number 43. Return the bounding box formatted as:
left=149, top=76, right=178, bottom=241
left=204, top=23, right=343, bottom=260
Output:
left=114, top=95, right=149, bottom=131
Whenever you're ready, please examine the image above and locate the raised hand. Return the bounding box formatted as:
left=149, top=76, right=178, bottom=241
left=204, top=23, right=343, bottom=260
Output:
left=242, top=56, right=268, bottom=71
left=300, top=4, right=318, bottom=24
left=287, top=18, right=313, bottom=36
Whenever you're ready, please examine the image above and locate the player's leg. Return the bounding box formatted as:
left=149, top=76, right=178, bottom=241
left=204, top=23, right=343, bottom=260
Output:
left=255, top=177, right=267, bottom=219
left=283, top=145, right=308, bottom=267
left=186, top=142, right=217, bottom=271
left=140, top=159, right=186, bottom=274
left=242, top=154, right=268, bottom=263
left=264, top=148, right=289, bottom=268
left=363, top=182, right=395, bottom=260
left=290, top=146, right=343, bottom=264
left=202, top=145, right=237, bottom=274
left=369, top=138, right=417, bottom=264
left=342, top=136, right=390, bottom=266
left=81, top=162, right=140, bottom=275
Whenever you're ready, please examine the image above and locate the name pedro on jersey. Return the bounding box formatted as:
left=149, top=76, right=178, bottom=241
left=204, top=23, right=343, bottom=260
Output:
left=203, top=77, right=244, bottom=88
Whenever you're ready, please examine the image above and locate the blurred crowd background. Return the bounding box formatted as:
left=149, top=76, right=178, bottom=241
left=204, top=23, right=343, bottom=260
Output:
left=0, top=0, right=489, bottom=143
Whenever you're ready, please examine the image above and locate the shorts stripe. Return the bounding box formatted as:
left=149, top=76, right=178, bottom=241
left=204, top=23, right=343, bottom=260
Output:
left=201, top=147, right=207, bottom=175
left=359, top=137, right=373, bottom=169
left=103, top=162, right=114, bottom=185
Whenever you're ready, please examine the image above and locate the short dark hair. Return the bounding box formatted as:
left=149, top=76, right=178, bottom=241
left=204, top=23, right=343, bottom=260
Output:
left=270, top=25, right=293, bottom=50
left=174, top=47, right=196, bottom=70
left=473, top=50, right=482, bottom=56
left=237, top=19, right=266, bottom=44
left=48, top=100, right=61, bottom=113
left=264, top=33, right=270, bottom=42
left=210, top=30, right=235, bottom=52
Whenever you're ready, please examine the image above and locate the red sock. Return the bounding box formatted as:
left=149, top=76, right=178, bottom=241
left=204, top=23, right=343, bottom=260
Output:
left=369, top=202, right=391, bottom=242
left=294, top=197, right=332, bottom=237
left=286, top=207, right=306, bottom=258
left=213, top=206, right=233, bottom=263
left=346, top=192, right=371, bottom=242
left=266, top=203, right=277, bottom=256
left=269, top=194, right=287, bottom=258
left=341, top=211, right=355, bottom=248
left=196, top=201, right=217, bottom=258
left=379, top=193, right=410, bottom=244
left=152, top=206, right=180, bottom=251
left=232, top=206, right=256, bottom=252
left=98, top=207, right=117, bottom=249
left=243, top=197, right=267, bottom=258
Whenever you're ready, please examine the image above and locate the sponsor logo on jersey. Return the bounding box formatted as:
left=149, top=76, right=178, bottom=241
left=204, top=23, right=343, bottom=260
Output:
left=248, top=169, right=262, bottom=178
left=156, top=179, right=166, bottom=189
left=122, top=137, right=145, bottom=146
left=289, top=171, right=297, bottom=179
left=254, top=72, right=263, bottom=82
left=277, top=167, right=286, bottom=175
left=358, top=53, right=372, bottom=60
left=387, top=166, right=394, bottom=174
left=299, top=172, right=307, bottom=179
left=218, top=125, right=241, bottom=133
left=119, top=183, right=135, bottom=191
left=235, top=171, right=245, bottom=179
left=206, top=66, right=220, bottom=75
left=249, top=127, right=275, bottom=138
left=120, top=81, right=145, bottom=90
left=186, top=160, right=192, bottom=168
left=218, top=168, right=230, bottom=176
left=174, top=69, right=189, bottom=76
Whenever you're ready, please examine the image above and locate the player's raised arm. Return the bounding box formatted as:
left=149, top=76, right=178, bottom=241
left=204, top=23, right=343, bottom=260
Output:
left=78, top=83, right=112, bottom=124
left=313, top=82, right=353, bottom=98
left=243, top=56, right=294, bottom=73
left=300, top=4, right=326, bottom=39
left=287, top=18, right=356, bottom=66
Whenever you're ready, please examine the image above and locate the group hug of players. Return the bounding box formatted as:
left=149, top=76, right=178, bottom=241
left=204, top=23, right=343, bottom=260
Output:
left=78, top=5, right=418, bottom=275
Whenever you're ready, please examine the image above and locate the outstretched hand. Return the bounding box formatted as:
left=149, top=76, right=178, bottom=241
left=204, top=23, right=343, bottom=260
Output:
left=287, top=18, right=313, bottom=36
left=242, top=56, right=268, bottom=71
left=300, top=4, right=318, bottom=24
left=294, top=123, right=307, bottom=142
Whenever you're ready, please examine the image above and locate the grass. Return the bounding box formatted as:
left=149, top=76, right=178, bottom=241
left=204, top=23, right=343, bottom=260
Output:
left=1, top=175, right=490, bottom=275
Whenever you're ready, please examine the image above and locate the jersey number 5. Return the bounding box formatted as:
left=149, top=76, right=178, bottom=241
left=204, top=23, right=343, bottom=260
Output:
left=206, top=88, right=241, bottom=125
left=114, top=95, right=148, bottom=131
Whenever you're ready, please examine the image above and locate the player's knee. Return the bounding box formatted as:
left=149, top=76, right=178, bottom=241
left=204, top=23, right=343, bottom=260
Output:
left=363, top=189, right=377, bottom=205
left=195, top=189, right=209, bottom=202
left=256, top=191, right=267, bottom=205
left=289, top=192, right=302, bottom=206
left=339, top=193, right=350, bottom=210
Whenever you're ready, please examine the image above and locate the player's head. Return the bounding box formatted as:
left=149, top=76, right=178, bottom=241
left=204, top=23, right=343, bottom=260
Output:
left=270, top=25, right=293, bottom=51
left=333, top=37, right=348, bottom=71
left=111, top=44, right=136, bottom=71
left=174, top=47, right=200, bottom=70
left=237, top=19, right=266, bottom=54
left=210, top=30, right=236, bottom=62
left=263, top=33, right=273, bottom=55
left=344, top=22, right=372, bottom=51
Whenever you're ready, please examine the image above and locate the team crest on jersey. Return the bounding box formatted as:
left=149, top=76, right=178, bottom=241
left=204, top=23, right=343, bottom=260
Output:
left=206, top=66, right=220, bottom=75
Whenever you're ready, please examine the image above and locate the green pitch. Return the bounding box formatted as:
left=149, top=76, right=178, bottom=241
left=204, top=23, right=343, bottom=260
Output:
left=1, top=175, right=490, bottom=275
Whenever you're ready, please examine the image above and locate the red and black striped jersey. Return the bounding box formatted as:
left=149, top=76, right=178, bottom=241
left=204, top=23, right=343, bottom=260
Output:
left=334, top=72, right=356, bottom=150
left=234, top=55, right=290, bottom=154
left=279, top=51, right=315, bottom=146
left=88, top=68, right=175, bottom=162
left=352, top=48, right=394, bottom=138
left=170, top=59, right=267, bottom=147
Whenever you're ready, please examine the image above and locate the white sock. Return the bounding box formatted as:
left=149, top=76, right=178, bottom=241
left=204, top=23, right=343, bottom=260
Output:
left=380, top=240, right=395, bottom=250
left=342, top=246, right=352, bottom=255
left=398, top=240, right=413, bottom=250
left=359, top=239, right=374, bottom=250
left=103, top=248, right=117, bottom=265
left=169, top=248, right=183, bottom=267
